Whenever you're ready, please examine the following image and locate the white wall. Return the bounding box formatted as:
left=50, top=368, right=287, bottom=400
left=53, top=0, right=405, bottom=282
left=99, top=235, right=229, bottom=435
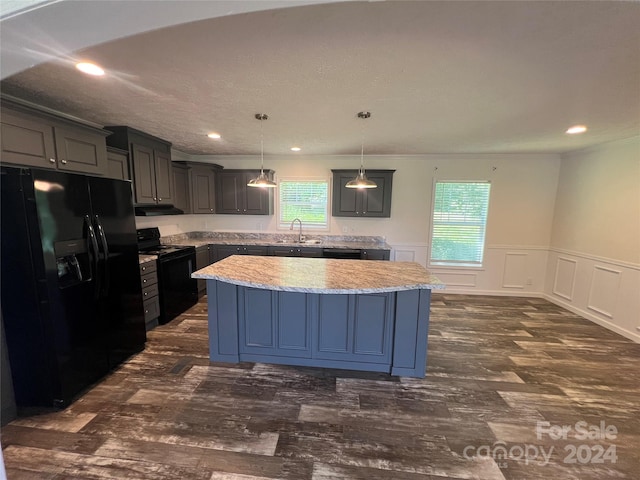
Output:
left=138, top=152, right=561, bottom=296
left=544, top=136, right=640, bottom=342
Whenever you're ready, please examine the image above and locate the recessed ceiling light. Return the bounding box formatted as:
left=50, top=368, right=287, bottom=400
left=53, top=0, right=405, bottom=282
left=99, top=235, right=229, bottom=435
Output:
left=566, top=125, right=587, bottom=134
left=207, top=132, right=221, bottom=139
left=290, top=147, right=301, bottom=152
left=75, top=62, right=105, bottom=76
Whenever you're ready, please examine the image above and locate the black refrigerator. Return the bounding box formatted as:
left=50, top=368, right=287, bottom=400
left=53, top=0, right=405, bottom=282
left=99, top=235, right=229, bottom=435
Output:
left=1, top=165, right=146, bottom=408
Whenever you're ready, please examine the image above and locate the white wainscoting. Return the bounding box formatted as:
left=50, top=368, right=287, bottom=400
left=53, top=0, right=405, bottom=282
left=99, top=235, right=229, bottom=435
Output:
left=388, top=244, right=548, bottom=296
left=545, top=249, right=640, bottom=342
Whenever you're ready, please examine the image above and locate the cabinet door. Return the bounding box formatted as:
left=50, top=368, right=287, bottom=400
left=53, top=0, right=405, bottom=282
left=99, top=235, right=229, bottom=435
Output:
left=213, top=245, right=243, bottom=262
left=54, top=126, right=107, bottom=176
left=0, top=109, right=56, bottom=168
left=332, top=172, right=360, bottom=216
left=269, top=247, right=298, bottom=257
left=360, top=171, right=393, bottom=217
left=238, top=289, right=311, bottom=358
left=298, top=247, right=323, bottom=258
left=195, top=245, right=211, bottom=296
left=332, top=170, right=394, bottom=217
left=216, top=172, right=242, bottom=213
left=191, top=166, right=216, bottom=213
left=244, top=246, right=268, bottom=256
left=361, top=249, right=390, bottom=260
left=153, top=150, right=173, bottom=205
left=239, top=288, right=277, bottom=354
left=243, top=171, right=270, bottom=214
left=106, top=148, right=130, bottom=180
left=172, top=164, right=191, bottom=213
left=131, top=144, right=157, bottom=204
left=314, top=293, right=392, bottom=364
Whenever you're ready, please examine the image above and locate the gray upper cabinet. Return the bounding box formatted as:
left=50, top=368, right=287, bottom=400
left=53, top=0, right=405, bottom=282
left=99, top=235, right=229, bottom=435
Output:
left=215, top=169, right=274, bottom=215
left=172, top=163, right=191, bottom=213
left=171, top=162, right=223, bottom=214
left=1, top=100, right=108, bottom=176
left=106, top=147, right=130, bottom=181
left=190, top=164, right=219, bottom=214
left=331, top=169, right=395, bottom=217
left=106, top=126, right=173, bottom=205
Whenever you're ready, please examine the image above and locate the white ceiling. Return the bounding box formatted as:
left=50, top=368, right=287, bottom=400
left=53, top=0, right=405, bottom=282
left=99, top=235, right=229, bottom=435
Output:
left=1, top=0, right=639, bottom=156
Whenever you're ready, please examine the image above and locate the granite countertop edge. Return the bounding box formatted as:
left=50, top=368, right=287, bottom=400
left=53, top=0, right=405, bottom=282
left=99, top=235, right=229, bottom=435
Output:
left=191, top=273, right=446, bottom=294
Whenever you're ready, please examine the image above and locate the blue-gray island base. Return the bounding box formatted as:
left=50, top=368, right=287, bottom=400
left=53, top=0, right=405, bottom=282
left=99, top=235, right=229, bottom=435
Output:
left=192, top=256, right=445, bottom=377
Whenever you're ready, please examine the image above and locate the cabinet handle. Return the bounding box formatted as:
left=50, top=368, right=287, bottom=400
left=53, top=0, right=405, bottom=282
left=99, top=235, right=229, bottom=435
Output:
left=158, top=198, right=162, bottom=201
left=141, top=266, right=146, bottom=271
left=49, top=158, right=56, bottom=164
left=210, top=208, right=213, bottom=212
left=144, top=292, right=148, bottom=296
left=153, top=197, right=157, bottom=201
left=60, top=159, right=68, bottom=165
left=143, top=279, right=147, bottom=284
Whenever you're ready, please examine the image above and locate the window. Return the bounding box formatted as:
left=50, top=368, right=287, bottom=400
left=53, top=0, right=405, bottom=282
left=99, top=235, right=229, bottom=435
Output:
left=429, top=181, right=491, bottom=266
left=278, top=179, right=329, bottom=230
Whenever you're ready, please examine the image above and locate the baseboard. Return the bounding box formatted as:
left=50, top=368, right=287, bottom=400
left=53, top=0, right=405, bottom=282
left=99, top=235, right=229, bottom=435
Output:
left=428, top=289, right=639, bottom=344
left=432, top=288, right=544, bottom=298
left=543, top=293, right=640, bottom=343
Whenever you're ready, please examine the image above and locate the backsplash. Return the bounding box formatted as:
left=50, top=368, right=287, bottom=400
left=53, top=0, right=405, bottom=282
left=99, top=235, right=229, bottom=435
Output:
left=160, top=231, right=387, bottom=245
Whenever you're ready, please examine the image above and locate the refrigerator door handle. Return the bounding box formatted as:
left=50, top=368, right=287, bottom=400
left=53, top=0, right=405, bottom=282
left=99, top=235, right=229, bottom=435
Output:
left=94, top=215, right=110, bottom=296
left=84, top=215, right=100, bottom=296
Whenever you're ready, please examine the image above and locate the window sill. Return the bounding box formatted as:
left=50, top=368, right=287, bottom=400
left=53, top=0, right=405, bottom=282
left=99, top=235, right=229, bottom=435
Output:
left=428, top=263, right=485, bottom=271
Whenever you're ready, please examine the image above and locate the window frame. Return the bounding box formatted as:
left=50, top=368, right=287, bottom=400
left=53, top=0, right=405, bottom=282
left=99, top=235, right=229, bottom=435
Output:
left=428, top=179, right=491, bottom=268
left=276, top=176, right=331, bottom=231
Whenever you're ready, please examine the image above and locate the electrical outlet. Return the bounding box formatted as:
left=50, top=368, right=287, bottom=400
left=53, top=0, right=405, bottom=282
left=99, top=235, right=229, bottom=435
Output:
left=342, top=226, right=348, bottom=233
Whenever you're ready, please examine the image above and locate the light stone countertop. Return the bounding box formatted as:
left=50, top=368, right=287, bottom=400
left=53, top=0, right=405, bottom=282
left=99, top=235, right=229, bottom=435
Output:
left=138, top=254, right=157, bottom=265
left=192, top=255, right=444, bottom=294
left=162, top=232, right=391, bottom=251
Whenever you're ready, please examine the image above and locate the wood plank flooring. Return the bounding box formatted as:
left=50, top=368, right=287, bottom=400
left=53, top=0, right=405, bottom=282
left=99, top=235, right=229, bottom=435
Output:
left=2, top=294, right=639, bottom=479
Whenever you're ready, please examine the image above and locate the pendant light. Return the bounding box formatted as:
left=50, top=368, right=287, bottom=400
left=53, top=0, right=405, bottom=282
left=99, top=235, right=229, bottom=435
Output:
left=346, top=111, right=377, bottom=189
left=247, top=113, right=277, bottom=188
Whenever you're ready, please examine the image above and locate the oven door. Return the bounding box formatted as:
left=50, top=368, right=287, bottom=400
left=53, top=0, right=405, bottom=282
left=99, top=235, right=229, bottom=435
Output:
left=156, top=249, right=198, bottom=324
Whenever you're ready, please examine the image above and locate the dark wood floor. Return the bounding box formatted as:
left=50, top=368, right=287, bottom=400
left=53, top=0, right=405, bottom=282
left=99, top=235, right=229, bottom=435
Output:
left=2, top=294, right=639, bottom=479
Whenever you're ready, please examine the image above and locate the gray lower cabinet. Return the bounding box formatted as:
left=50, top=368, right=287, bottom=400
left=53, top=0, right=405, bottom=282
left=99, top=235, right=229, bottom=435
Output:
left=207, top=281, right=426, bottom=375
left=1, top=101, right=109, bottom=175
left=140, top=261, right=160, bottom=331
left=361, top=249, right=390, bottom=260
left=195, top=245, right=214, bottom=297
left=268, top=246, right=323, bottom=257
left=314, top=293, right=393, bottom=364
left=238, top=289, right=311, bottom=358
left=212, top=244, right=269, bottom=262
left=237, top=289, right=392, bottom=364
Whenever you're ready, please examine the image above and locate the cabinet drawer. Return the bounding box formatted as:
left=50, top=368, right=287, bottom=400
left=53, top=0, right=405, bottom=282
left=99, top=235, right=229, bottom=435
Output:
left=140, top=271, right=158, bottom=288
left=142, top=282, right=159, bottom=301
left=139, top=261, right=157, bottom=275
left=143, top=296, right=161, bottom=322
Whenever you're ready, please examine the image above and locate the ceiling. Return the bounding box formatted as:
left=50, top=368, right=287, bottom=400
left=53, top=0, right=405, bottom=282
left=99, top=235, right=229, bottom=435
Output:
left=1, top=1, right=639, bottom=157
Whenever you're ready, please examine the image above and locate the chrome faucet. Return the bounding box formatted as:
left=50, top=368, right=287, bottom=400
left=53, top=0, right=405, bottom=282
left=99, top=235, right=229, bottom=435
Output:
left=290, top=218, right=303, bottom=243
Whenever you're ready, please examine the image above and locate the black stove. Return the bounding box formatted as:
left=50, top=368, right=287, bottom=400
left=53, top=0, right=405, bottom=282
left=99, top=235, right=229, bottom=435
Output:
left=137, top=227, right=194, bottom=259
left=137, top=227, right=198, bottom=325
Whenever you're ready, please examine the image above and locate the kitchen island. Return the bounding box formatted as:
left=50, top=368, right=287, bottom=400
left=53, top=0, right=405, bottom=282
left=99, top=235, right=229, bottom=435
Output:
left=192, top=256, right=444, bottom=377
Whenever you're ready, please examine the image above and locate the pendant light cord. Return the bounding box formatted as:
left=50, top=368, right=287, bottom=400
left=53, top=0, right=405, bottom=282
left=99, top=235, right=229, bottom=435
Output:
left=260, top=117, right=265, bottom=174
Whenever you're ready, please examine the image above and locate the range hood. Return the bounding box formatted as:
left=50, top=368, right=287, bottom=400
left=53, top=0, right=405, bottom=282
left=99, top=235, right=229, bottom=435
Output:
left=134, top=205, right=184, bottom=216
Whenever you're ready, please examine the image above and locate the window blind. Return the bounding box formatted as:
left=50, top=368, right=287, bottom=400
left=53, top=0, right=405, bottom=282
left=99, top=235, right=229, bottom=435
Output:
left=278, top=180, right=329, bottom=229
left=430, top=181, right=491, bottom=265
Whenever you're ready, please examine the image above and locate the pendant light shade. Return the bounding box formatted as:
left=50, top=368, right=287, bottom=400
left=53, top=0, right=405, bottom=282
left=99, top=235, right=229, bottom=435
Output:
left=346, top=111, right=377, bottom=189
left=247, top=113, right=277, bottom=188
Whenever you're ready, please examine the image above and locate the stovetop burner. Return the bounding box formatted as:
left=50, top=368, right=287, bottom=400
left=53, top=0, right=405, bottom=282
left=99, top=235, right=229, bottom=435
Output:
left=137, top=227, right=194, bottom=259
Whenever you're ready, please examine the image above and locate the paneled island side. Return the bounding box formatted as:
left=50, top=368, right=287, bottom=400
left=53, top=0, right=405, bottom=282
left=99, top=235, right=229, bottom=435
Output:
left=192, top=256, right=444, bottom=377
